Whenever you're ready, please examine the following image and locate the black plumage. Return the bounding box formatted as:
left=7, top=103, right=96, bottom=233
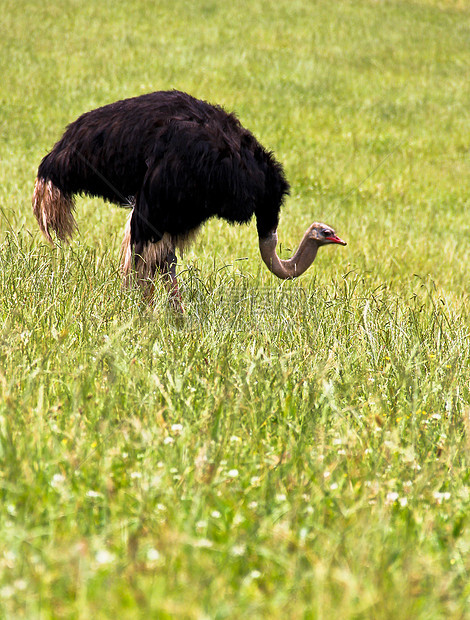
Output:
left=36, top=90, right=289, bottom=244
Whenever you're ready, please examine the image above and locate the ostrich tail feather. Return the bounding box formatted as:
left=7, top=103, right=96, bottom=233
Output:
left=32, top=177, right=77, bottom=243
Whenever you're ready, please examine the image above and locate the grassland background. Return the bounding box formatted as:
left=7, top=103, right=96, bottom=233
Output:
left=1, top=0, right=470, bottom=617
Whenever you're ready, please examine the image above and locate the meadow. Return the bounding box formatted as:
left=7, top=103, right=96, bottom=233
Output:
left=1, top=0, right=470, bottom=617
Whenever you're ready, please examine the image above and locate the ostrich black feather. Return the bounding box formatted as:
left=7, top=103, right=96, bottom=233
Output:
left=36, top=90, right=290, bottom=245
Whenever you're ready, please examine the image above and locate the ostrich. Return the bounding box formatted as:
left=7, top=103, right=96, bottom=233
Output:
left=32, top=90, right=346, bottom=307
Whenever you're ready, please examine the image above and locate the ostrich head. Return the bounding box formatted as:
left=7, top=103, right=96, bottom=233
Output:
left=259, top=221, right=346, bottom=280
left=306, top=222, right=347, bottom=247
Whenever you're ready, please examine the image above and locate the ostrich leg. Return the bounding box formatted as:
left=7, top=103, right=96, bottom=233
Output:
left=136, top=245, right=183, bottom=312
left=120, top=212, right=183, bottom=311
left=161, top=249, right=183, bottom=313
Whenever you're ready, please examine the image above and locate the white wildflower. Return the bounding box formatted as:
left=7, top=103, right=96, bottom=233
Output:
left=231, top=544, right=246, bottom=556
left=163, top=436, right=174, bottom=445
left=433, top=491, right=451, bottom=503
left=13, top=579, right=26, bottom=591
left=146, top=548, right=160, bottom=562
left=194, top=538, right=213, bottom=548
left=0, top=585, right=15, bottom=598
left=51, top=473, right=65, bottom=488
left=150, top=474, right=163, bottom=487
left=227, top=469, right=239, bottom=478
left=95, top=549, right=115, bottom=565
left=3, top=551, right=16, bottom=567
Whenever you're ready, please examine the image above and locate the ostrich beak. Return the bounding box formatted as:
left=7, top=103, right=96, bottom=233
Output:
left=326, top=234, right=347, bottom=246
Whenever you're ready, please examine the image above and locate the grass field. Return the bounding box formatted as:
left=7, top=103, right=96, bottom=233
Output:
left=1, top=0, right=470, bottom=617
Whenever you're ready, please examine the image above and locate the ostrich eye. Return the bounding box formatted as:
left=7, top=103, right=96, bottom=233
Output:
left=322, top=229, right=332, bottom=236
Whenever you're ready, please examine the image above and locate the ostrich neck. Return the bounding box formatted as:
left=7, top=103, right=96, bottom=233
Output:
left=259, top=230, right=319, bottom=280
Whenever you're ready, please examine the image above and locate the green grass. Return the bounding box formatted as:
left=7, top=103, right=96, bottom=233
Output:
left=2, top=0, right=470, bottom=617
